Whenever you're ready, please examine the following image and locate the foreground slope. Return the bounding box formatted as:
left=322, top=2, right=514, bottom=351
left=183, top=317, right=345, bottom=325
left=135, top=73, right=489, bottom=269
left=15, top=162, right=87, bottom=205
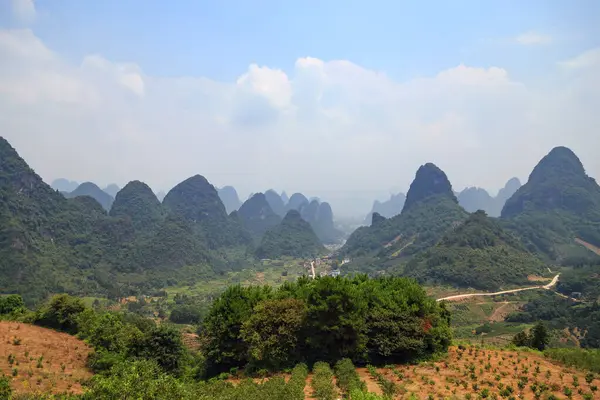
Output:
left=343, top=163, right=468, bottom=259
left=501, top=146, right=600, bottom=259
left=256, top=210, right=326, bottom=258
left=406, top=210, right=545, bottom=290
left=0, top=321, right=92, bottom=395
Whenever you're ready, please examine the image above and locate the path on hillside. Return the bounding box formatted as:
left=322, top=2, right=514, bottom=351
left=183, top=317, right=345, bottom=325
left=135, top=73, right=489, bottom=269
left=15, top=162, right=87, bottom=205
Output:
left=436, top=274, right=560, bottom=302
left=575, top=238, right=600, bottom=256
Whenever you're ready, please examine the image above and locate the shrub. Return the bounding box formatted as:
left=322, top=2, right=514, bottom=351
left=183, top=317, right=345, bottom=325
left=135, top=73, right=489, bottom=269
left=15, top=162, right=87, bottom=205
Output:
left=334, top=358, right=366, bottom=395
left=312, top=362, right=337, bottom=400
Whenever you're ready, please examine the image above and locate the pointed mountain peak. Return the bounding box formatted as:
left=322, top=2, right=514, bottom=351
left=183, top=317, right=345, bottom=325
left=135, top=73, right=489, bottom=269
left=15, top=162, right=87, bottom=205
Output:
left=163, top=174, right=224, bottom=220
left=110, top=181, right=163, bottom=231
left=264, top=189, right=286, bottom=217
left=529, top=146, right=586, bottom=183
left=217, top=185, right=241, bottom=214
left=371, top=212, right=386, bottom=226
left=403, top=163, right=457, bottom=212
left=238, top=193, right=281, bottom=238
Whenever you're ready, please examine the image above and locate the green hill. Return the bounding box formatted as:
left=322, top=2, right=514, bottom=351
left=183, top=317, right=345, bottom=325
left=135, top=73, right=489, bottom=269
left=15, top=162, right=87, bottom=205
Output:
left=163, top=175, right=252, bottom=248
left=256, top=210, right=326, bottom=259
left=237, top=193, right=282, bottom=240
left=501, top=146, right=600, bottom=259
left=109, top=180, right=164, bottom=233
left=406, top=210, right=546, bottom=290
left=342, top=163, right=468, bottom=259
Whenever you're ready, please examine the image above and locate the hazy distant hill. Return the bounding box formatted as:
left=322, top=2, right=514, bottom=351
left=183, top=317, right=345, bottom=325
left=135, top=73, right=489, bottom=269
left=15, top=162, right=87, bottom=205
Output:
left=51, top=178, right=79, bottom=193
left=457, top=178, right=521, bottom=217
left=103, top=184, right=121, bottom=198
left=264, top=189, right=286, bottom=217
left=364, top=193, right=406, bottom=225
left=217, top=186, right=242, bottom=214
left=65, top=182, right=114, bottom=211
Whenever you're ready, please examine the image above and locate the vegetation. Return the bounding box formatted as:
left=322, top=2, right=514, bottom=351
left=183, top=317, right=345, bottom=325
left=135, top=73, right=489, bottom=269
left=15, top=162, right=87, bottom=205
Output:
left=237, top=193, right=282, bottom=241
left=501, top=146, right=600, bottom=259
left=342, top=163, right=468, bottom=260
left=544, top=348, right=600, bottom=373
left=406, top=211, right=546, bottom=290
left=512, top=322, right=551, bottom=350
left=201, top=276, right=451, bottom=375
left=256, top=210, right=326, bottom=259
left=506, top=291, right=600, bottom=348
left=108, top=180, right=164, bottom=233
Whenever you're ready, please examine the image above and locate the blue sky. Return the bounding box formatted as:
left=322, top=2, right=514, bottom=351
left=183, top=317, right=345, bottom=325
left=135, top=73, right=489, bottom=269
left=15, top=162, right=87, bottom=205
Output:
left=5, top=0, right=599, bottom=80
left=0, top=0, right=599, bottom=216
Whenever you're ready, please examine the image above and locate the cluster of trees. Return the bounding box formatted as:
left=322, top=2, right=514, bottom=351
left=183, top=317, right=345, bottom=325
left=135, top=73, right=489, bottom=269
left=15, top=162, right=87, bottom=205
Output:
left=507, top=292, right=600, bottom=348
left=512, top=322, right=550, bottom=350
left=200, top=276, right=452, bottom=376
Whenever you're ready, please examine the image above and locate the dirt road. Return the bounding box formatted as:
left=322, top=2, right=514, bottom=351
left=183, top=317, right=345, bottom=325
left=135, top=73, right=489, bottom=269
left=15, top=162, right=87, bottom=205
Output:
left=436, top=274, right=560, bottom=302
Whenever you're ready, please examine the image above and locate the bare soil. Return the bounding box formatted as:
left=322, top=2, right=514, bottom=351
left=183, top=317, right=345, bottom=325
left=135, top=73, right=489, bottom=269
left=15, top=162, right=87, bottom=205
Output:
left=0, top=321, right=92, bottom=395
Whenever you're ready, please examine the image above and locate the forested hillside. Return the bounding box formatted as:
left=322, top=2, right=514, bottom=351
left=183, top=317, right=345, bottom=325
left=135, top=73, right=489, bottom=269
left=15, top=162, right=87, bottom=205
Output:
left=0, top=138, right=253, bottom=303
left=405, top=210, right=545, bottom=290
left=256, top=210, right=326, bottom=259
left=342, top=163, right=468, bottom=259
left=501, top=147, right=600, bottom=259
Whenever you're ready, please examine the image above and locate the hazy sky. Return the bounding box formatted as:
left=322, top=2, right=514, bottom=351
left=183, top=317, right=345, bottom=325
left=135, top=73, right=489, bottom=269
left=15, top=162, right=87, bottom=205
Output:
left=1, top=0, right=599, bottom=217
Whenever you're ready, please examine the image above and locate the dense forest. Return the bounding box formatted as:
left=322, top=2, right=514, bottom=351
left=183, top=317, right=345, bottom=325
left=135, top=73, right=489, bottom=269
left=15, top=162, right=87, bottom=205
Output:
left=405, top=210, right=545, bottom=290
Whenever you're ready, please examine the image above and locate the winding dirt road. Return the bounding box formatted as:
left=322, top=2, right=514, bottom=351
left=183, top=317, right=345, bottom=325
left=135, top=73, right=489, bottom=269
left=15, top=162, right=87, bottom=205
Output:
left=436, top=274, right=560, bottom=302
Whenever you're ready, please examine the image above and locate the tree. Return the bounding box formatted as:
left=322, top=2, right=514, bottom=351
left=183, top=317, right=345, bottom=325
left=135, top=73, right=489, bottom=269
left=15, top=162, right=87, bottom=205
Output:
left=241, top=298, right=307, bottom=370
left=35, top=294, right=87, bottom=334
left=199, top=285, right=273, bottom=375
left=512, top=331, right=531, bottom=347
left=0, top=294, right=24, bottom=314
left=530, top=321, right=550, bottom=351
left=130, top=325, right=187, bottom=374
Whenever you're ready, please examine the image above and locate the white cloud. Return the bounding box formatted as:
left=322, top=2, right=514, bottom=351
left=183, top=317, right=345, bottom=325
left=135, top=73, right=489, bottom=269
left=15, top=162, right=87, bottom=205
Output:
left=559, top=48, right=600, bottom=69
left=515, top=32, right=552, bottom=45
left=11, top=0, right=36, bottom=23
left=0, top=29, right=598, bottom=217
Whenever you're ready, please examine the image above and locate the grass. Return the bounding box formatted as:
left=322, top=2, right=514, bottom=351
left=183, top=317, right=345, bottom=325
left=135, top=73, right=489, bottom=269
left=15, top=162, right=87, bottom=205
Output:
left=164, top=259, right=308, bottom=298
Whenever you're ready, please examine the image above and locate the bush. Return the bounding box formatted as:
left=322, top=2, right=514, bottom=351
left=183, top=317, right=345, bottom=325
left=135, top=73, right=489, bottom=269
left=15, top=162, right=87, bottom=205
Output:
left=0, top=294, right=25, bottom=315
left=312, top=362, right=337, bottom=400
left=34, top=294, right=86, bottom=334
left=0, top=375, right=11, bottom=399
left=170, top=304, right=203, bottom=325
left=335, top=358, right=366, bottom=394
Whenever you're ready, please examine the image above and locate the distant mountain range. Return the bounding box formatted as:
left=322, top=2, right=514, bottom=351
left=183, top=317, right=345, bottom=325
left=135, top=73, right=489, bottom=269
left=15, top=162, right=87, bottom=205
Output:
left=7, top=134, right=600, bottom=300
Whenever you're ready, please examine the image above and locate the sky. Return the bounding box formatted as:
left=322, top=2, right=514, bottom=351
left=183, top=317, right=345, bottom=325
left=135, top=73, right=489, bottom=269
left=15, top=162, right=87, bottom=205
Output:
left=0, top=0, right=599, bottom=217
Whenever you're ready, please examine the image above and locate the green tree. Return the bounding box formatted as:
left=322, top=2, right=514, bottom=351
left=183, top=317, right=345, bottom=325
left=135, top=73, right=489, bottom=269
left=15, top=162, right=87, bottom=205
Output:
left=200, top=285, right=273, bottom=375
left=530, top=322, right=550, bottom=351
left=241, top=298, right=307, bottom=370
left=0, top=294, right=24, bottom=315
left=130, top=324, right=187, bottom=374
left=35, top=294, right=86, bottom=334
